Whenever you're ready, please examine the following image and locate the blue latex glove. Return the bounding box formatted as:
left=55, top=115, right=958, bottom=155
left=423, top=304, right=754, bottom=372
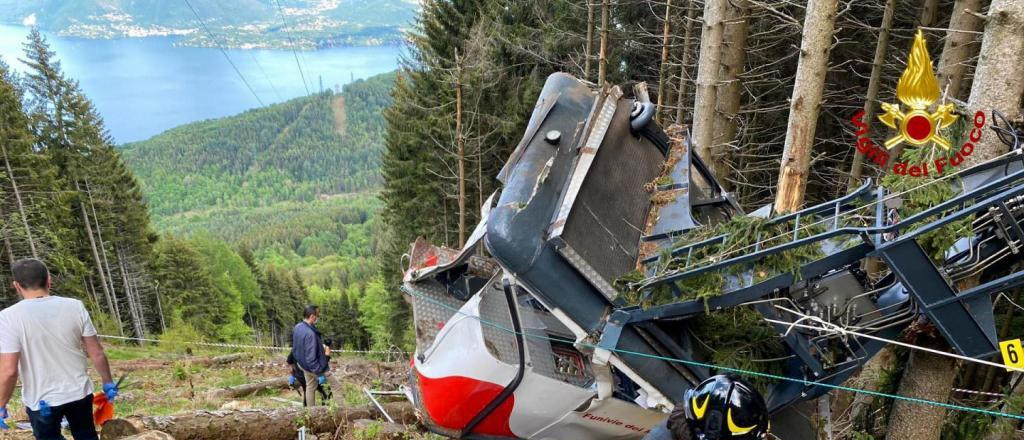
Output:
left=0, top=406, right=8, bottom=430
left=317, top=375, right=326, bottom=385
left=288, top=376, right=296, bottom=386
left=39, top=400, right=51, bottom=418
left=103, top=382, right=119, bottom=401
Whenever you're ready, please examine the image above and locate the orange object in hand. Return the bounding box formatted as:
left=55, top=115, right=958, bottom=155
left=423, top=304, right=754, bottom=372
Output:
left=92, top=392, right=115, bottom=426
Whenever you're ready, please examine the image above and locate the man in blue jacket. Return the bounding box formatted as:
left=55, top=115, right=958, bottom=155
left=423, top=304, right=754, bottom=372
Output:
left=291, top=305, right=329, bottom=407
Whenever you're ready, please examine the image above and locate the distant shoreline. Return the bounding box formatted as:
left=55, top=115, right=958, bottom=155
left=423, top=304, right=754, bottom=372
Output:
left=2, top=23, right=408, bottom=52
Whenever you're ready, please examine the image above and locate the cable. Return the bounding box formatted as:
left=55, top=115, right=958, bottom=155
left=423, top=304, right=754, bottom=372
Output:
left=248, top=51, right=284, bottom=102
left=272, top=0, right=311, bottom=96
left=182, top=0, right=265, bottom=107
left=403, top=286, right=1024, bottom=421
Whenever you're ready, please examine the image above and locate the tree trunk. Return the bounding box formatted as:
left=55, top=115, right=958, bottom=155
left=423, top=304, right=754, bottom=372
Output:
left=598, top=0, right=610, bottom=88
left=1, top=144, right=37, bottom=258
left=202, top=377, right=289, bottom=400
left=965, top=0, right=1024, bottom=166
left=848, top=346, right=897, bottom=433
left=919, top=0, right=940, bottom=27
left=85, top=180, right=119, bottom=310
left=111, top=402, right=416, bottom=440
left=454, top=48, right=466, bottom=248
left=655, top=0, right=673, bottom=124
left=884, top=334, right=957, bottom=440
left=710, top=0, right=749, bottom=191
left=936, top=0, right=986, bottom=100
left=691, top=0, right=726, bottom=167
left=676, top=0, right=697, bottom=124
left=848, top=0, right=897, bottom=188
left=77, top=180, right=122, bottom=334
left=585, top=0, right=594, bottom=80
left=118, top=245, right=145, bottom=339
left=774, top=0, right=839, bottom=214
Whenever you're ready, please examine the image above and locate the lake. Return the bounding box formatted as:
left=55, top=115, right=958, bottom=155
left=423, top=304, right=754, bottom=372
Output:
left=0, top=24, right=401, bottom=143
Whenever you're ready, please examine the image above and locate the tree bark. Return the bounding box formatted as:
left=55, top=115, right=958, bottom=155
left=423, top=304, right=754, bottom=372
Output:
left=675, top=0, right=697, bottom=124
left=454, top=48, right=466, bottom=248
left=710, top=0, right=749, bottom=191
left=1, top=144, right=37, bottom=258
left=848, top=0, right=897, bottom=188
left=965, top=0, right=1024, bottom=166
left=110, top=402, right=416, bottom=440
left=655, top=0, right=673, bottom=124
left=202, top=377, right=290, bottom=400
left=918, top=0, right=940, bottom=27
left=691, top=0, right=726, bottom=167
left=585, top=0, right=594, bottom=80
left=884, top=334, right=957, bottom=440
left=774, top=0, right=839, bottom=214
left=936, top=0, right=986, bottom=100
left=598, top=0, right=610, bottom=88
left=848, top=346, right=897, bottom=434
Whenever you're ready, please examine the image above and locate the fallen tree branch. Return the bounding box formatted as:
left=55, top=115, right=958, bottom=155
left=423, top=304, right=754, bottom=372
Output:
left=202, top=377, right=290, bottom=400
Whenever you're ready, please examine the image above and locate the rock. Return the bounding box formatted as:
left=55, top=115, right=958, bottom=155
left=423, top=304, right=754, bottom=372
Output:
left=218, top=400, right=252, bottom=411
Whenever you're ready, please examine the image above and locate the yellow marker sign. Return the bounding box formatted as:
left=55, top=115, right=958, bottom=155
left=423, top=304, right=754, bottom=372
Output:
left=999, top=338, right=1024, bottom=370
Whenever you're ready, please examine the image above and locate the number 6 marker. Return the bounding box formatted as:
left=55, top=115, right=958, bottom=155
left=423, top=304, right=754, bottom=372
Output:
left=999, top=338, right=1024, bottom=371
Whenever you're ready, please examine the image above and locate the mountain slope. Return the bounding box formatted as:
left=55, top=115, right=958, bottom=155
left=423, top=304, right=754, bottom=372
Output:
left=122, top=72, right=393, bottom=217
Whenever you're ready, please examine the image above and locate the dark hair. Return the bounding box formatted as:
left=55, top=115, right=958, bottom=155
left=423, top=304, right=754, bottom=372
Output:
left=12, top=258, right=49, bottom=290
left=667, top=404, right=694, bottom=440
left=303, top=304, right=319, bottom=319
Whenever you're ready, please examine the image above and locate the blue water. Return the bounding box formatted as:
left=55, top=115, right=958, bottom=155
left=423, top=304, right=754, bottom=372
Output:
left=0, top=24, right=401, bottom=143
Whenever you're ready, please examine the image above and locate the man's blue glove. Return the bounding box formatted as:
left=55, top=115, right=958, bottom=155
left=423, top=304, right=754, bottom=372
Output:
left=103, top=382, right=119, bottom=401
left=0, top=406, right=8, bottom=430
left=288, top=376, right=296, bottom=386
left=317, top=375, right=326, bottom=385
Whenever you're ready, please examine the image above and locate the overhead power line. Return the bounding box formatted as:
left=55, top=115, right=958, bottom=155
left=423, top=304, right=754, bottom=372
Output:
left=272, top=0, right=311, bottom=96
left=183, top=0, right=266, bottom=107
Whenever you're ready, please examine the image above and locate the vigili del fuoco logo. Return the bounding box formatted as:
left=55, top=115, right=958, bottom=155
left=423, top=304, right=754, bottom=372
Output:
left=852, top=29, right=987, bottom=177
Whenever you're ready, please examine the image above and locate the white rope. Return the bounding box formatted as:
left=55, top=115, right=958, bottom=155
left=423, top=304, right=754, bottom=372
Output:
left=98, top=334, right=410, bottom=355
left=952, top=388, right=1006, bottom=397
left=764, top=306, right=1022, bottom=372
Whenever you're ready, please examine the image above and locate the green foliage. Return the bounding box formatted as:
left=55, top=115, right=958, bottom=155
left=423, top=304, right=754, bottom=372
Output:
left=123, top=75, right=394, bottom=217
left=880, top=146, right=972, bottom=262
left=158, top=321, right=207, bottom=355
left=357, top=278, right=399, bottom=354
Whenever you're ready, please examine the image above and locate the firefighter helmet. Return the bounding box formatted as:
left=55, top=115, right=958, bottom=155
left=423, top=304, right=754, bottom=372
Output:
left=682, top=375, right=769, bottom=440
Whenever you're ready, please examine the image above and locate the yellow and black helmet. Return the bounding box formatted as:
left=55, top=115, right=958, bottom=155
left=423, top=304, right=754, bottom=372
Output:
left=682, top=375, right=769, bottom=440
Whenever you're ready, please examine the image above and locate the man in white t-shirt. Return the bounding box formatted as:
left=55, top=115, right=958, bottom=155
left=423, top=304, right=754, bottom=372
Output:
left=0, top=259, right=118, bottom=440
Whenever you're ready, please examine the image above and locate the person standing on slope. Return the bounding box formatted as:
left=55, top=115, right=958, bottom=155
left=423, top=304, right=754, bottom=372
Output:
left=0, top=259, right=119, bottom=440
left=291, top=304, right=329, bottom=407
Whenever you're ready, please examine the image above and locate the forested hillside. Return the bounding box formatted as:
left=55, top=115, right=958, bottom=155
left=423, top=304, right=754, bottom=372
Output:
left=1, top=30, right=400, bottom=358
left=122, top=73, right=392, bottom=216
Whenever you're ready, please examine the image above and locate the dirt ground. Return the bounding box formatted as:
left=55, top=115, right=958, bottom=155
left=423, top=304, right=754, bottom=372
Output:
left=0, top=344, right=439, bottom=440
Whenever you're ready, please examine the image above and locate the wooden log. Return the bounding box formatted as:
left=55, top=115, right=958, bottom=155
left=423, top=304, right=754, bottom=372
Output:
left=202, top=377, right=290, bottom=400
left=119, top=432, right=176, bottom=440
left=119, top=401, right=416, bottom=440
left=194, top=353, right=248, bottom=366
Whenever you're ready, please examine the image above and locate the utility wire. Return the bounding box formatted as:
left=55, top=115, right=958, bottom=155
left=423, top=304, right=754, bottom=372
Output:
left=249, top=51, right=284, bottom=102
left=272, top=0, right=311, bottom=96
left=403, top=286, right=1024, bottom=421
left=183, top=0, right=266, bottom=107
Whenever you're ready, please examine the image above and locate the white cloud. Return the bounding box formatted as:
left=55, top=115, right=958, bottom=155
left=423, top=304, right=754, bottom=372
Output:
left=22, top=13, right=37, bottom=27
